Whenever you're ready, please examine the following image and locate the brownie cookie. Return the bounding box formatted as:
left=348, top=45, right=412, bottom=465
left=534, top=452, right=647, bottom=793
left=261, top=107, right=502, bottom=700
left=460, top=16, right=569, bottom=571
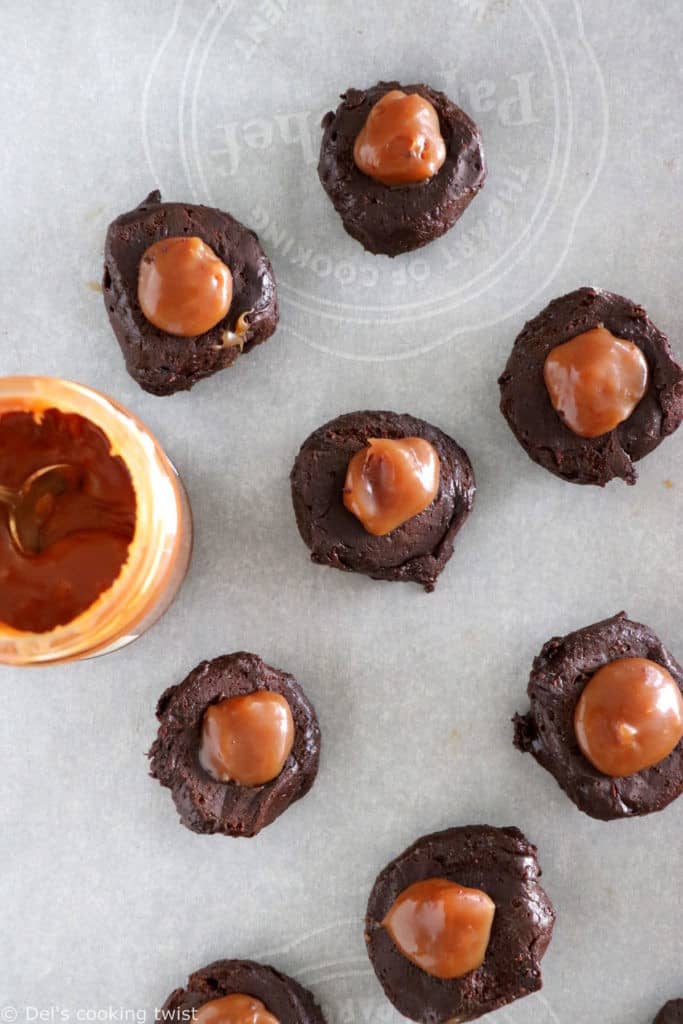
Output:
left=365, top=825, right=555, bottom=1023
left=655, top=1001, right=683, bottom=1023
left=514, top=613, right=683, bottom=820
left=148, top=653, right=320, bottom=837
left=103, top=191, right=278, bottom=395
left=290, top=411, right=475, bottom=591
left=499, top=287, right=683, bottom=485
left=318, top=81, right=486, bottom=256
left=161, top=959, right=326, bottom=1022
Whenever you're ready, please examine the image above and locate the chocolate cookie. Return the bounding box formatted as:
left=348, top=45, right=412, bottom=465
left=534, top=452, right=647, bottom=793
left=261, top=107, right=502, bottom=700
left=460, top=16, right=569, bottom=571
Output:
left=161, top=959, right=326, bottom=1022
left=655, top=1001, right=683, bottom=1024
left=514, top=613, right=683, bottom=820
left=365, top=825, right=555, bottom=1023
left=318, top=81, right=486, bottom=256
left=148, top=652, right=320, bottom=837
left=499, top=287, right=683, bottom=485
left=103, top=191, right=278, bottom=395
left=290, top=411, right=475, bottom=591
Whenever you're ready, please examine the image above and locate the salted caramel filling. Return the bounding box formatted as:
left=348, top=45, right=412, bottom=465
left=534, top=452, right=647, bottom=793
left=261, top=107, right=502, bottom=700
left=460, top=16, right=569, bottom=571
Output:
left=199, top=691, right=294, bottom=787
left=138, top=236, right=233, bottom=337
left=382, top=877, right=495, bottom=979
left=195, top=994, right=279, bottom=1024
left=353, top=90, right=447, bottom=186
left=574, top=657, right=683, bottom=777
left=543, top=326, right=649, bottom=438
left=343, top=437, right=440, bottom=536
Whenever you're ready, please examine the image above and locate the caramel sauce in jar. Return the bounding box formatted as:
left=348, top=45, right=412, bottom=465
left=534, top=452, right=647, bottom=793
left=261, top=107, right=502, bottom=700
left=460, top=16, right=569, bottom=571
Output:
left=0, top=378, right=192, bottom=665
left=0, top=409, right=136, bottom=633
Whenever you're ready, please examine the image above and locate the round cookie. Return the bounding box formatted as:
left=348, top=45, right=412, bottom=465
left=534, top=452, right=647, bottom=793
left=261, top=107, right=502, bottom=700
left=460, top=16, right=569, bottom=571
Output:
left=498, top=287, right=683, bottom=485
left=290, top=410, right=475, bottom=591
left=103, top=191, right=278, bottom=395
left=148, top=652, right=320, bottom=837
left=318, top=81, right=486, bottom=256
left=514, top=612, right=683, bottom=820
left=161, top=959, right=326, bottom=1022
left=655, top=1001, right=683, bottom=1024
left=365, top=825, right=555, bottom=1023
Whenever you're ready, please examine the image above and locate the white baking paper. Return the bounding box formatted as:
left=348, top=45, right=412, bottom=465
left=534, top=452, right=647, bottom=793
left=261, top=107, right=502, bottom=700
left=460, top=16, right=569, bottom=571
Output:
left=1, top=1, right=681, bottom=1021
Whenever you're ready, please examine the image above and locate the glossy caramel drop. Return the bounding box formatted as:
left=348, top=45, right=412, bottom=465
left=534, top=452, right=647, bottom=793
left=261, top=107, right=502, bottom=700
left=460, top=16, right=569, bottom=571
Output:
left=195, top=994, right=279, bottom=1024
left=353, top=90, right=446, bottom=186
left=199, top=691, right=294, bottom=787
left=343, top=437, right=440, bottom=536
left=574, top=657, right=683, bottom=777
left=381, top=877, right=495, bottom=979
left=138, top=236, right=233, bottom=336
left=543, top=326, right=648, bottom=438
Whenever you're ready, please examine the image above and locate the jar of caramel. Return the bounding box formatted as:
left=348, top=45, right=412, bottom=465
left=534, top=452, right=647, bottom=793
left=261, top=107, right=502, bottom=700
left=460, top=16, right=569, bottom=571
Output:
left=0, top=377, right=192, bottom=665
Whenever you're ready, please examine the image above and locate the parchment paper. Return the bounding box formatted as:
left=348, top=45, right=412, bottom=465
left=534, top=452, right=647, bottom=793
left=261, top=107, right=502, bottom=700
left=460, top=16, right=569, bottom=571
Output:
left=1, top=1, right=681, bottom=1021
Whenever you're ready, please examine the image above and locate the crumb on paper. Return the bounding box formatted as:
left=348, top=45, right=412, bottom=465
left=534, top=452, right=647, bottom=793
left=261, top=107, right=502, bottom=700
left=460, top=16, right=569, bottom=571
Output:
left=663, top=479, right=674, bottom=489
left=87, top=280, right=103, bottom=293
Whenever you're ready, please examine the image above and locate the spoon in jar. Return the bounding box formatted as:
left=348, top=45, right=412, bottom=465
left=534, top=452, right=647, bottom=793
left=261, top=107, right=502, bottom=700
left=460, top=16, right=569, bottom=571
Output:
left=0, top=464, right=81, bottom=555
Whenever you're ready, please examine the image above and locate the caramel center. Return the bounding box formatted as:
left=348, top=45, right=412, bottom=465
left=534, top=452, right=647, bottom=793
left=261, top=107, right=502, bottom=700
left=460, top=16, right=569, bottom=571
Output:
left=138, top=236, right=233, bottom=337
left=543, top=326, right=649, bottom=438
left=382, top=877, right=495, bottom=979
left=195, top=994, right=279, bottom=1024
left=343, top=436, right=440, bottom=536
left=353, top=90, right=447, bottom=186
left=574, top=657, right=683, bottom=777
left=199, top=691, right=294, bottom=787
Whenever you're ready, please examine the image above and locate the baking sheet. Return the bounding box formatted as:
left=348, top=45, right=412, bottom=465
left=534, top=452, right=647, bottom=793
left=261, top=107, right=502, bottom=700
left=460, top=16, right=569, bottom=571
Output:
left=1, top=0, right=682, bottom=1020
